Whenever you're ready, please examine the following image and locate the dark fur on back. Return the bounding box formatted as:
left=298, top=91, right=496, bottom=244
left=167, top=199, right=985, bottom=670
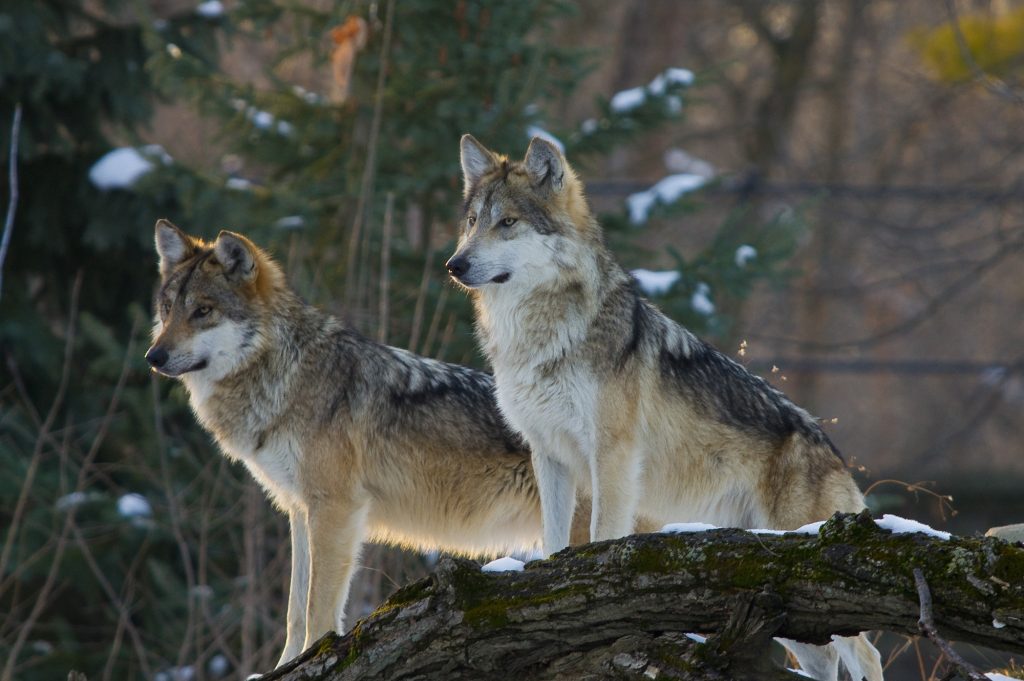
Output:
left=595, top=272, right=842, bottom=460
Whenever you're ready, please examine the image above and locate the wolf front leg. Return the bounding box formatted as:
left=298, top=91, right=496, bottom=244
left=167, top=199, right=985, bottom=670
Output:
left=303, top=500, right=369, bottom=649
left=277, top=508, right=311, bottom=668
left=590, top=434, right=642, bottom=542
left=532, top=452, right=576, bottom=556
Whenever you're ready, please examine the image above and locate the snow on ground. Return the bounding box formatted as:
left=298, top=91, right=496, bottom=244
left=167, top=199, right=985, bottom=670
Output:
left=986, top=674, right=1019, bottom=681
left=627, top=173, right=707, bottom=225
left=196, top=1, right=224, bottom=17
left=684, top=633, right=707, bottom=644
left=526, top=125, right=564, bottom=153
left=225, top=177, right=253, bottom=191
left=481, top=556, right=525, bottom=572
left=690, top=282, right=714, bottom=315
left=580, top=118, right=599, bottom=135
left=735, top=244, right=757, bottom=267
left=233, top=99, right=293, bottom=136
left=117, top=493, right=152, bottom=518
left=874, top=514, right=950, bottom=540
left=89, top=145, right=171, bottom=190
left=631, top=269, right=680, bottom=296
left=661, top=522, right=718, bottom=533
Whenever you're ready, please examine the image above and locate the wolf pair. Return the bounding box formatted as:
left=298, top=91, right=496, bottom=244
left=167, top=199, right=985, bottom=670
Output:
left=146, top=138, right=881, bottom=680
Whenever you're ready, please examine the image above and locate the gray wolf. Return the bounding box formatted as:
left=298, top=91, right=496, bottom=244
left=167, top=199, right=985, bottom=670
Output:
left=145, top=221, right=616, bottom=668
left=445, top=135, right=883, bottom=681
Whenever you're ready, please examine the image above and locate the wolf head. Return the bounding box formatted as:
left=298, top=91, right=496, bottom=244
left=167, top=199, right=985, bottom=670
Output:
left=146, top=220, right=284, bottom=381
left=445, top=135, right=598, bottom=291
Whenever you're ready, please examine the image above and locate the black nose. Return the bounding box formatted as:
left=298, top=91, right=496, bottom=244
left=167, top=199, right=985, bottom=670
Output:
left=446, top=256, right=470, bottom=278
left=145, top=346, right=169, bottom=369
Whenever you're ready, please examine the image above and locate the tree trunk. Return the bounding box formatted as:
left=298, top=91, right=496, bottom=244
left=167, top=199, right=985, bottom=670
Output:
left=261, top=511, right=1024, bottom=681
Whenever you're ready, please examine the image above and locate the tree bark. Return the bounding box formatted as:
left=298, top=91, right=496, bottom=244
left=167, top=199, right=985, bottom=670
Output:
left=260, top=511, right=1024, bottom=681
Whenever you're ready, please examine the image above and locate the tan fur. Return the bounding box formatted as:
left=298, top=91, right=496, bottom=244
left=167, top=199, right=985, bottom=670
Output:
left=448, top=136, right=882, bottom=681
left=146, top=221, right=617, bottom=670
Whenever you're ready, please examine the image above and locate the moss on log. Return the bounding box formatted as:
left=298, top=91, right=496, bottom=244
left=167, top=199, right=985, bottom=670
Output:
left=260, top=511, right=1024, bottom=680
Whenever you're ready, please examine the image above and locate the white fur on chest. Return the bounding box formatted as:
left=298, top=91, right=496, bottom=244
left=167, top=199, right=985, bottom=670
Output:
left=493, top=359, right=598, bottom=473
left=183, top=376, right=302, bottom=510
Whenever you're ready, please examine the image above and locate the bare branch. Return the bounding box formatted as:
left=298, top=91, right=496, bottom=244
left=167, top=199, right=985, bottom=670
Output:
left=913, top=568, right=987, bottom=681
left=0, top=102, right=22, bottom=302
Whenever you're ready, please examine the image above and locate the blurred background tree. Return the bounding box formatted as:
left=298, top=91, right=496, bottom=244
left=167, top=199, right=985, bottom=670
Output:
left=4, top=0, right=1023, bottom=680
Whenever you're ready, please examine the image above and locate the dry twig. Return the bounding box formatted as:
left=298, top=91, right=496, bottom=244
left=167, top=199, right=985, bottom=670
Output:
left=913, top=568, right=986, bottom=681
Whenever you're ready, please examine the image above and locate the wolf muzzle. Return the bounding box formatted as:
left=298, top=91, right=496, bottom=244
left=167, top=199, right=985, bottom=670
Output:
left=145, top=345, right=169, bottom=370
left=446, top=255, right=470, bottom=280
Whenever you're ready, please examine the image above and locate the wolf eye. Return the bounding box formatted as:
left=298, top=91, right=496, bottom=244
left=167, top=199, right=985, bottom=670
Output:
left=192, top=305, right=212, bottom=319
left=467, top=215, right=476, bottom=227
left=500, top=217, right=518, bottom=227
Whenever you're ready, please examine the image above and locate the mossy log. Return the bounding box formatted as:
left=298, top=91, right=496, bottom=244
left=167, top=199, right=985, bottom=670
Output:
left=260, top=511, right=1024, bottom=681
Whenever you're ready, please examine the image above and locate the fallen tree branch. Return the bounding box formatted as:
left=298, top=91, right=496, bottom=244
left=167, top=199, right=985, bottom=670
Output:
left=261, top=512, right=1024, bottom=680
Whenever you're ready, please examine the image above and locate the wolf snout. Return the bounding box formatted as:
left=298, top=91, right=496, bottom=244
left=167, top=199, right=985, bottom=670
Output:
left=446, top=255, right=470, bottom=279
left=145, top=346, right=169, bottom=370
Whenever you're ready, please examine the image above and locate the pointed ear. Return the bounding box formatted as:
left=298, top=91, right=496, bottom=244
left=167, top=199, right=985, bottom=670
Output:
left=155, top=219, right=194, bottom=276
left=460, top=134, right=498, bottom=195
left=523, top=137, right=566, bottom=192
left=213, top=230, right=258, bottom=284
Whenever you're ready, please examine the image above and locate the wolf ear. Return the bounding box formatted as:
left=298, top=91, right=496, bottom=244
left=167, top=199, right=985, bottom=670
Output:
left=155, top=219, right=194, bottom=276
left=213, top=231, right=258, bottom=284
left=460, top=134, right=498, bottom=195
left=524, top=137, right=566, bottom=193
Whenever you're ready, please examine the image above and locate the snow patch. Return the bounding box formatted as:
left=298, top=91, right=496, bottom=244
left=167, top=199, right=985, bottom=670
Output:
left=196, top=1, right=224, bottom=18
left=89, top=145, right=171, bottom=190
left=481, top=556, right=525, bottom=572
left=117, top=493, right=152, bottom=518
left=790, top=520, right=826, bottom=535
left=660, top=522, right=718, bottom=534
left=735, top=245, right=757, bottom=267
left=626, top=173, right=707, bottom=225
left=233, top=99, right=294, bottom=136
left=992, top=618, right=1006, bottom=629
left=207, top=654, right=230, bottom=677
left=610, top=86, right=647, bottom=113
left=631, top=269, right=680, bottom=296
left=55, top=491, right=89, bottom=511
left=874, top=514, right=950, bottom=540
left=749, top=528, right=786, bottom=535
left=155, top=666, right=195, bottom=681
left=274, top=216, right=305, bottom=230
left=663, top=148, right=715, bottom=178
left=225, top=177, right=253, bottom=191
left=526, top=125, right=564, bottom=153
left=986, top=675, right=1019, bottom=681
left=648, top=67, right=695, bottom=94
left=580, top=118, right=599, bottom=135
left=610, top=67, right=694, bottom=114
left=684, top=633, right=706, bottom=644
left=690, top=282, right=714, bottom=315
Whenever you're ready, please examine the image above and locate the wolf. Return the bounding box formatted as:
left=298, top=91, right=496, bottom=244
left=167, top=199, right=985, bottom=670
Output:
left=445, top=135, right=884, bottom=681
left=145, top=221, right=616, bottom=669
